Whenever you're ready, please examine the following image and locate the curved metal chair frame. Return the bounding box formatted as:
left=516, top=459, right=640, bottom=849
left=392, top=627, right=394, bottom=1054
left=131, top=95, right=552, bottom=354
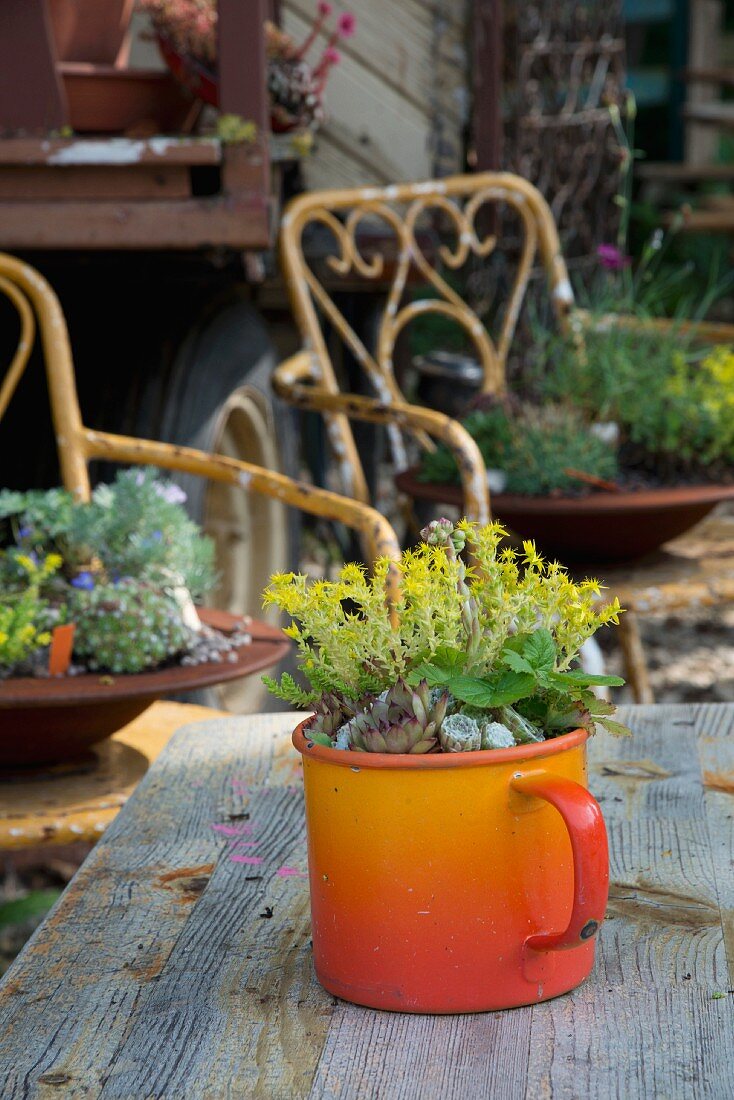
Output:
left=274, top=171, right=583, bottom=525
left=0, top=253, right=401, bottom=575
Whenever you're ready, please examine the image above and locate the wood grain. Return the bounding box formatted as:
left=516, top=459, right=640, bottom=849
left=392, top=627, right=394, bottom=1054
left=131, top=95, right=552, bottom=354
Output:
left=0, top=704, right=732, bottom=1099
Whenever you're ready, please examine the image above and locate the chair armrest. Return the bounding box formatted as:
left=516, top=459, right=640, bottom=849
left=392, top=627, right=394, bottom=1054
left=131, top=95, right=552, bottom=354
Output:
left=272, top=360, right=490, bottom=524
left=82, top=429, right=401, bottom=584
left=574, top=308, right=734, bottom=346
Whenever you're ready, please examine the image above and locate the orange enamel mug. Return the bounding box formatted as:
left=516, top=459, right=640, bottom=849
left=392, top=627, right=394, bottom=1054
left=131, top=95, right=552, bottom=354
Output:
left=293, top=721, right=608, bottom=1013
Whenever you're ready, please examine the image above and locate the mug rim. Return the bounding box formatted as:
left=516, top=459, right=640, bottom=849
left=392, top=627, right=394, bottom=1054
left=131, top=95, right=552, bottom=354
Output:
left=292, top=718, right=588, bottom=770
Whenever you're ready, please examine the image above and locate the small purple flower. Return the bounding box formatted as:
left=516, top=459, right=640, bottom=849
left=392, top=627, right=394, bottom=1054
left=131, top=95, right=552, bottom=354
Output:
left=596, top=243, right=631, bottom=271
left=155, top=483, right=187, bottom=505
left=151, top=530, right=163, bottom=542
left=17, top=525, right=32, bottom=539
left=71, top=571, right=95, bottom=591
left=135, top=471, right=147, bottom=487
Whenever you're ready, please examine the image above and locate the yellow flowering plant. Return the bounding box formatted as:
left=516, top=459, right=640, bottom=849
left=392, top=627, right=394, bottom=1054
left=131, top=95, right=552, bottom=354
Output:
left=264, top=520, right=629, bottom=754
left=0, top=552, right=61, bottom=672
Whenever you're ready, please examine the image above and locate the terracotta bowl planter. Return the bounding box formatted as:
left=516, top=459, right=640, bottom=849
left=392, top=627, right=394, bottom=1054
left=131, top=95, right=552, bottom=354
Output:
left=60, top=63, right=194, bottom=133
left=0, top=610, right=289, bottom=768
left=396, top=467, right=734, bottom=564
left=293, top=720, right=608, bottom=1013
left=49, top=0, right=135, bottom=65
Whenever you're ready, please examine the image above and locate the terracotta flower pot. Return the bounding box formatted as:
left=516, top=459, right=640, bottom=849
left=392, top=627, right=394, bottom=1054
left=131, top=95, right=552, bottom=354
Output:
left=48, top=0, right=135, bottom=65
left=396, top=467, right=734, bottom=564
left=292, top=721, right=609, bottom=1013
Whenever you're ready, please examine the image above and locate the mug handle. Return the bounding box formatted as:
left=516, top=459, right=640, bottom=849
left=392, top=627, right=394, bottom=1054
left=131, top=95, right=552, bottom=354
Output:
left=510, top=771, right=609, bottom=953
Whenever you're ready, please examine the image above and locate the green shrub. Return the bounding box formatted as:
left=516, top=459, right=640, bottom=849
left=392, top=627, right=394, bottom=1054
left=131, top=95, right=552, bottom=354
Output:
left=0, top=469, right=215, bottom=599
left=418, top=400, right=619, bottom=495
left=530, top=326, right=734, bottom=476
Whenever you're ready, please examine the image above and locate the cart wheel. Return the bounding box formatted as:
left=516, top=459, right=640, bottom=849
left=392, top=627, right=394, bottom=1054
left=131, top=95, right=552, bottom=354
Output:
left=151, top=295, right=299, bottom=713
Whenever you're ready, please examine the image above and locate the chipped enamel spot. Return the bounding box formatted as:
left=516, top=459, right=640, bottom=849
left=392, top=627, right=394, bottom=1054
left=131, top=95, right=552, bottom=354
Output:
left=384, top=185, right=399, bottom=199
left=411, top=181, right=446, bottom=195
left=553, top=279, right=574, bottom=304
left=360, top=188, right=380, bottom=201
left=94, top=822, right=106, bottom=832
left=281, top=212, right=292, bottom=227
left=70, top=824, right=84, bottom=834
left=238, top=470, right=253, bottom=488
left=9, top=828, right=24, bottom=837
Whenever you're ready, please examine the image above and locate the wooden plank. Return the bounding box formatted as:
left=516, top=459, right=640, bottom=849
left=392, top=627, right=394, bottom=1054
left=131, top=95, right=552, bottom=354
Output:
left=282, top=0, right=469, bottom=188
left=0, top=705, right=732, bottom=1098
left=0, top=165, right=191, bottom=201
left=0, top=713, right=333, bottom=1098
left=638, top=161, right=734, bottom=181
left=0, top=196, right=270, bottom=250
left=0, top=0, right=68, bottom=132
left=0, top=137, right=221, bottom=167
left=309, top=1012, right=531, bottom=1100
left=695, top=704, right=734, bottom=980
left=525, top=703, right=734, bottom=1100
left=685, top=1, right=724, bottom=165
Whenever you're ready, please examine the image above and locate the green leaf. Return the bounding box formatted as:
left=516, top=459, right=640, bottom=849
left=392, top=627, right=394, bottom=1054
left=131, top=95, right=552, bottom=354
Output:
left=0, top=889, right=61, bottom=929
left=486, top=671, right=538, bottom=706
left=407, top=663, right=453, bottom=688
left=500, top=649, right=535, bottom=674
left=430, top=645, right=467, bottom=670
left=524, top=628, right=557, bottom=672
left=549, top=670, right=625, bottom=688
left=598, top=717, right=633, bottom=738
left=408, top=646, right=467, bottom=687
left=306, top=730, right=334, bottom=747
left=447, top=675, right=498, bottom=708
left=449, top=670, right=536, bottom=708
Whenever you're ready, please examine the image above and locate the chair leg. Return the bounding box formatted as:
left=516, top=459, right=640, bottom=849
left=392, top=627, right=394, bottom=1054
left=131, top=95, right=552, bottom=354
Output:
left=579, top=636, right=610, bottom=701
left=617, top=611, right=654, bottom=704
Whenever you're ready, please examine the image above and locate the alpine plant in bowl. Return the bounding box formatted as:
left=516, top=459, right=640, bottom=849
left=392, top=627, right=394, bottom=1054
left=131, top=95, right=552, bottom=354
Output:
left=264, top=518, right=629, bottom=752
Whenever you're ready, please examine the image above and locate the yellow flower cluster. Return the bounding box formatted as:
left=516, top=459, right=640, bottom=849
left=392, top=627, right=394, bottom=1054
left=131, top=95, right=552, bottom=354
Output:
left=0, top=553, right=60, bottom=669
left=263, top=521, right=622, bottom=702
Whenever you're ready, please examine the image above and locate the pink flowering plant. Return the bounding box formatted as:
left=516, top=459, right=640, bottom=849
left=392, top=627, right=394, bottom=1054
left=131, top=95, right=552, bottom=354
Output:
left=138, top=0, right=356, bottom=131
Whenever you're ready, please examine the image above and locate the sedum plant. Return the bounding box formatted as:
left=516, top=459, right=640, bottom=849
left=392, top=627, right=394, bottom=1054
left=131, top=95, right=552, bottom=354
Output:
left=70, top=579, right=191, bottom=674
left=0, top=553, right=62, bottom=675
left=264, top=519, right=629, bottom=753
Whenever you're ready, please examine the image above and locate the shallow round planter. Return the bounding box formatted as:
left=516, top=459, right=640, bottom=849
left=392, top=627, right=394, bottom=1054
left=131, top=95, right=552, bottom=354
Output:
left=396, top=467, right=734, bottom=564
left=0, top=610, right=289, bottom=768
left=293, top=721, right=608, bottom=1013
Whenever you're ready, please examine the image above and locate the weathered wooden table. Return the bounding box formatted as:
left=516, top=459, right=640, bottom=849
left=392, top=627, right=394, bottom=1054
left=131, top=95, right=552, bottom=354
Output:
left=0, top=704, right=732, bottom=1098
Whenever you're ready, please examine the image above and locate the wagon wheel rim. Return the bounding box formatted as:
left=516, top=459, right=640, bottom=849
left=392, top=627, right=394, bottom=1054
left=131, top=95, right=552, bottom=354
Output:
left=204, top=385, right=289, bottom=712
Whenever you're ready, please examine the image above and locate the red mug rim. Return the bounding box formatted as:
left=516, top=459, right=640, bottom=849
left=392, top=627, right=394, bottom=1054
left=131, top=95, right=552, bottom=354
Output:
left=292, top=719, right=588, bottom=770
